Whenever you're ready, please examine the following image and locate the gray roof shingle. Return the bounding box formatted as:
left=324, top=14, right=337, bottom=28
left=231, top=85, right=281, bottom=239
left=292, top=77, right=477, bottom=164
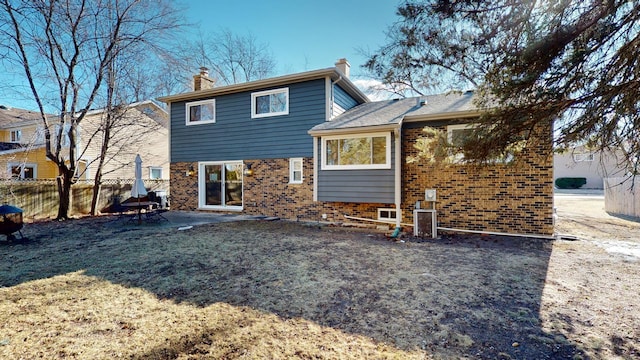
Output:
left=310, top=91, right=479, bottom=134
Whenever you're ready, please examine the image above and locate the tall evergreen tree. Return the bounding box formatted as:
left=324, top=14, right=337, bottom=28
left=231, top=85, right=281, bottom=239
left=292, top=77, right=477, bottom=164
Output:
left=366, top=0, right=640, bottom=172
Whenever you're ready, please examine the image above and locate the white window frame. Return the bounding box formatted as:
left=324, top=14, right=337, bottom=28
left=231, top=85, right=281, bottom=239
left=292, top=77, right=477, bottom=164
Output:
left=10, top=129, right=22, bottom=143
left=8, top=162, right=37, bottom=179
left=321, top=132, right=391, bottom=170
left=251, top=88, right=289, bottom=118
left=186, top=99, right=216, bottom=125
left=446, top=123, right=479, bottom=163
left=289, top=158, right=303, bottom=184
left=378, top=208, right=397, bottom=222
left=447, top=123, right=478, bottom=144
left=573, top=153, right=594, bottom=162
left=149, top=166, right=163, bottom=179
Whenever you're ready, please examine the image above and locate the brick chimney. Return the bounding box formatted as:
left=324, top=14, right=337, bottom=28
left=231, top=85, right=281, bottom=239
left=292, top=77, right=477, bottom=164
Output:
left=193, top=67, right=215, bottom=91
left=335, top=58, right=350, bottom=78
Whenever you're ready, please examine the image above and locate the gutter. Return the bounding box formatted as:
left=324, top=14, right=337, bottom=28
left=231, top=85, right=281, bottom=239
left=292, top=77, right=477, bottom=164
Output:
left=403, top=110, right=482, bottom=122
left=308, top=123, right=400, bottom=137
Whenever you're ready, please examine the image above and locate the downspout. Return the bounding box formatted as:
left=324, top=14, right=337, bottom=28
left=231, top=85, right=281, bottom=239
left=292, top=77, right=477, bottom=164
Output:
left=329, top=75, right=343, bottom=121
left=394, top=124, right=402, bottom=229
left=313, top=136, right=318, bottom=201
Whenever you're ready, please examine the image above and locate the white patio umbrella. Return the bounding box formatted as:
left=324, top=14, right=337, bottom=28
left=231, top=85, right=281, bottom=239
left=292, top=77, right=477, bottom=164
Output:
left=131, top=154, right=147, bottom=224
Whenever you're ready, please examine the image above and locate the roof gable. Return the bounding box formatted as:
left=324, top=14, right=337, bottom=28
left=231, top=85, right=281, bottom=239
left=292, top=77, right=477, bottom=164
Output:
left=157, top=68, right=369, bottom=105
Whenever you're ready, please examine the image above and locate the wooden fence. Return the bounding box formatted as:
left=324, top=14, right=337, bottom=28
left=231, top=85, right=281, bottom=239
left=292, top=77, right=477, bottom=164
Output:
left=604, top=177, right=640, bottom=219
left=0, top=179, right=170, bottom=221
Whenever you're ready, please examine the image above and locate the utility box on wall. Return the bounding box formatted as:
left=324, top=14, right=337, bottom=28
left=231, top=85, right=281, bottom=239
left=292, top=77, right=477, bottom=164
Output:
left=425, top=189, right=437, bottom=202
left=414, top=209, right=437, bottom=238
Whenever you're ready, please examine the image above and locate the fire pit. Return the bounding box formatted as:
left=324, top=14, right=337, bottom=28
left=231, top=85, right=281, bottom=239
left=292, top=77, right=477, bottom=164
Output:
left=0, top=204, right=25, bottom=241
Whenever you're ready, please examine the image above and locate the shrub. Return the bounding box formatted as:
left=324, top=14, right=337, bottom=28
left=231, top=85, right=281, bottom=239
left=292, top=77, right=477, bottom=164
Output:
left=555, top=177, right=587, bottom=189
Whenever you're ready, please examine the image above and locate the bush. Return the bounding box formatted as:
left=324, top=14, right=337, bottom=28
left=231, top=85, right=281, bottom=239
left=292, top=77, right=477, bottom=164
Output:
left=555, top=177, right=587, bottom=189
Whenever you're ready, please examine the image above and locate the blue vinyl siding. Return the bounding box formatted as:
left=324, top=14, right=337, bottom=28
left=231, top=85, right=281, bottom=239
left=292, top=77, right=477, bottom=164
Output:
left=171, top=79, right=326, bottom=162
left=317, top=135, right=395, bottom=203
left=334, top=84, right=358, bottom=111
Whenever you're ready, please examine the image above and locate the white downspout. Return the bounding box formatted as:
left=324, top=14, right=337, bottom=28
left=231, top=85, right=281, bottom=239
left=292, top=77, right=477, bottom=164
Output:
left=394, top=126, right=402, bottom=229
left=313, top=136, right=318, bottom=201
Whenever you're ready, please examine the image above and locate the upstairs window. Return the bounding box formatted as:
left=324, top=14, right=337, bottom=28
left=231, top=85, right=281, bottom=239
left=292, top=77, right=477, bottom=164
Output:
left=289, top=158, right=303, bottom=184
left=322, top=132, right=391, bottom=170
left=252, top=88, right=289, bottom=118
left=186, top=99, right=216, bottom=125
left=10, top=129, right=22, bottom=143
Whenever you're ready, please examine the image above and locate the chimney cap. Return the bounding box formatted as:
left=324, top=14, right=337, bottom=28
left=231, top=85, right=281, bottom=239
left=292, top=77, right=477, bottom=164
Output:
left=199, top=67, right=209, bottom=77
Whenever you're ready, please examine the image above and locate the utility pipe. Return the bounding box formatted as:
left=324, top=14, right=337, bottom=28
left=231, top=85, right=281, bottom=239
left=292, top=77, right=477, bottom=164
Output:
left=344, top=214, right=413, bottom=227
left=436, top=226, right=556, bottom=240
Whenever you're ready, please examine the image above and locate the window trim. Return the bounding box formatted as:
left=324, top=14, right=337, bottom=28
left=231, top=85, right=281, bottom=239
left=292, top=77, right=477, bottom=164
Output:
left=446, top=123, right=479, bottom=163
left=186, top=99, right=216, bottom=126
left=10, top=129, right=22, bottom=143
left=377, top=208, right=397, bottom=222
left=321, top=132, right=392, bottom=170
left=447, top=123, right=478, bottom=144
left=8, top=162, right=37, bottom=179
left=251, top=88, right=289, bottom=118
left=149, top=166, right=163, bottom=179
left=289, top=158, right=303, bottom=184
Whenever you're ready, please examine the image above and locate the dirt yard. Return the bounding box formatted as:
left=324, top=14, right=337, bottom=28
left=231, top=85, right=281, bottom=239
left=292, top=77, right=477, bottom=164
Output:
left=0, top=194, right=638, bottom=359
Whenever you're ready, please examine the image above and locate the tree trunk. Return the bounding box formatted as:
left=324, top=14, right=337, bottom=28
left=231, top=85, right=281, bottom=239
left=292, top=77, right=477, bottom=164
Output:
left=56, top=173, right=72, bottom=220
left=90, top=180, right=101, bottom=216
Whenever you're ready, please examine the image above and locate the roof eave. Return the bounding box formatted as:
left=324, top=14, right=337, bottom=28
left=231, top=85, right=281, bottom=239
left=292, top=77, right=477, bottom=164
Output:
left=308, top=123, right=400, bottom=137
left=403, top=110, right=483, bottom=122
left=157, top=68, right=369, bottom=104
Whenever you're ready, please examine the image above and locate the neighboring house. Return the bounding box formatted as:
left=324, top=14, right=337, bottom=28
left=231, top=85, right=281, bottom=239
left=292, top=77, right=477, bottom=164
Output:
left=554, top=146, right=627, bottom=189
left=0, top=101, right=169, bottom=181
left=0, top=106, right=58, bottom=179
left=159, top=59, right=554, bottom=236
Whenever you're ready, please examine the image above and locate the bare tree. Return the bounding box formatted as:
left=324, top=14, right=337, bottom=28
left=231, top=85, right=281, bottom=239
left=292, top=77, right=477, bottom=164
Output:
left=187, top=29, right=277, bottom=85
left=0, top=0, right=182, bottom=219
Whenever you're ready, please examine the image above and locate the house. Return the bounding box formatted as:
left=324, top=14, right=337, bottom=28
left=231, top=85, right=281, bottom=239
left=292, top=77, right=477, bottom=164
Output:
left=554, top=145, right=627, bottom=189
left=159, top=60, right=554, bottom=236
left=0, top=105, right=58, bottom=179
left=0, top=101, right=169, bottom=181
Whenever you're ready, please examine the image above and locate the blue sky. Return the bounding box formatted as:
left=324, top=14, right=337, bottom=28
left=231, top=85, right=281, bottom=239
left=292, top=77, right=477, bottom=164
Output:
left=184, top=1, right=400, bottom=76
left=1, top=1, right=400, bottom=111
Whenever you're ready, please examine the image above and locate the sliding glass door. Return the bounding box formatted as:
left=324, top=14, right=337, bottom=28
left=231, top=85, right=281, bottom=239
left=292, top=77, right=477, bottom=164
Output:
left=199, top=161, right=243, bottom=210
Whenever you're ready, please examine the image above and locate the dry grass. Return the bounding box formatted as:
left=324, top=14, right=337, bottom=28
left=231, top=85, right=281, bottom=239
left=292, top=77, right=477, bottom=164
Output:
left=1, top=216, right=638, bottom=359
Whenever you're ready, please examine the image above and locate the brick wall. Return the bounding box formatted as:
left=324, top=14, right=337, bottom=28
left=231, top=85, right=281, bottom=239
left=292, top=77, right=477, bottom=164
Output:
left=402, top=125, right=554, bottom=235
left=170, top=124, right=554, bottom=236
left=170, top=159, right=390, bottom=225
